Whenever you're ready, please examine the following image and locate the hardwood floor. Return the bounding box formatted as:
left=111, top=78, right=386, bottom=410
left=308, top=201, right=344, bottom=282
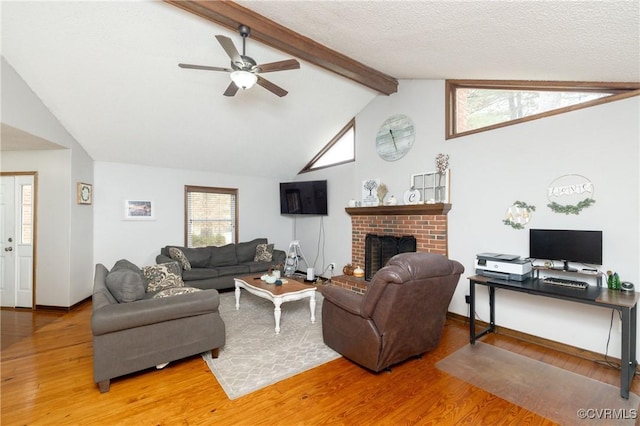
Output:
left=1, top=308, right=65, bottom=351
left=1, top=303, right=637, bottom=425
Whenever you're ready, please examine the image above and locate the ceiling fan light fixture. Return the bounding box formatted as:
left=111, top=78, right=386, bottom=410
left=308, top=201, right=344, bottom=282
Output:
left=230, top=70, right=257, bottom=90
left=179, top=26, right=297, bottom=97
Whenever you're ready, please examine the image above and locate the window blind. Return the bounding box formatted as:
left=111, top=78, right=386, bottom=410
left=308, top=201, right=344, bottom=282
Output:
left=185, top=186, right=237, bottom=247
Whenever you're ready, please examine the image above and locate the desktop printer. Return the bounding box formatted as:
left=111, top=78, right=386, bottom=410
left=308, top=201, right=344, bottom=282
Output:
left=475, top=253, right=533, bottom=281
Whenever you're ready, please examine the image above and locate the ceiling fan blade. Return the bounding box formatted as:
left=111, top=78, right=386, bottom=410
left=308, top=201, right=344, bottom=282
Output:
left=256, top=59, right=300, bottom=73
left=257, top=76, right=288, bottom=97
left=223, top=81, right=239, bottom=97
left=215, top=35, right=243, bottom=67
left=178, top=63, right=231, bottom=72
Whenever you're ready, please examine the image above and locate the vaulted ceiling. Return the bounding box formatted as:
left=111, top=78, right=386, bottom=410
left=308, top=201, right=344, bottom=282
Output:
left=2, top=1, right=638, bottom=179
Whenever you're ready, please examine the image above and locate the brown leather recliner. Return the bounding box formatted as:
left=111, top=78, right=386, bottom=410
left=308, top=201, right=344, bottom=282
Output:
left=322, top=252, right=464, bottom=372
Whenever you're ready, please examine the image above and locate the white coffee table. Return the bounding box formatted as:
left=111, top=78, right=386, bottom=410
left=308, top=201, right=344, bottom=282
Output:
left=234, top=275, right=317, bottom=334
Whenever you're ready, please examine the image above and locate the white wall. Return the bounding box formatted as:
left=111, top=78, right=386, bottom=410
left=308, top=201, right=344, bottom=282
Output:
left=2, top=150, right=71, bottom=306
left=93, top=162, right=293, bottom=269
left=283, top=163, right=356, bottom=277
left=298, top=79, right=639, bottom=357
left=69, top=145, right=94, bottom=303
left=1, top=57, right=94, bottom=307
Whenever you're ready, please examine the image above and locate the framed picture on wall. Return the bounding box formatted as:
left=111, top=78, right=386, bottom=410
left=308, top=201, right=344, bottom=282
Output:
left=123, top=200, right=154, bottom=220
left=77, top=182, right=92, bottom=205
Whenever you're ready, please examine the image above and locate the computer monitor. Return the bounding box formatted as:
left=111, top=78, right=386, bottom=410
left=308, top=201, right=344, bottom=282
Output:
left=529, top=229, right=602, bottom=271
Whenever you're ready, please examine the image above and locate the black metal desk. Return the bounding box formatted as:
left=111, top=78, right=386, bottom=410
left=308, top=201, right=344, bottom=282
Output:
left=468, top=274, right=639, bottom=399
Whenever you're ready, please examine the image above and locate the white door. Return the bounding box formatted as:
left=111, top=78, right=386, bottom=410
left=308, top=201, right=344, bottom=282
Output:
left=1, top=175, right=34, bottom=308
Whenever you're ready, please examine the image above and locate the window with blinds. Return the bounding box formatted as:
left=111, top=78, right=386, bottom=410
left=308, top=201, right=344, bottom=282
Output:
left=185, top=186, right=238, bottom=248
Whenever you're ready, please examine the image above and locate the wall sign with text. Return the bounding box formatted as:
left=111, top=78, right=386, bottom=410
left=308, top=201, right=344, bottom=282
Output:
left=547, top=174, right=595, bottom=215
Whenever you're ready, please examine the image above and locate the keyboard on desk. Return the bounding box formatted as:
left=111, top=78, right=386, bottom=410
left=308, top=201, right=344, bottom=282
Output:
left=542, top=277, right=589, bottom=290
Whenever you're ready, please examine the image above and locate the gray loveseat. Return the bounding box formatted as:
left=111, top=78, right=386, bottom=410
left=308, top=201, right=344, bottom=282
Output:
left=156, top=238, right=286, bottom=291
left=91, top=262, right=225, bottom=392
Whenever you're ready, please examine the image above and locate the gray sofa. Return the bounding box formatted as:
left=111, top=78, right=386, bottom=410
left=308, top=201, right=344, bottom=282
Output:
left=156, top=238, right=286, bottom=290
left=91, top=262, right=225, bottom=392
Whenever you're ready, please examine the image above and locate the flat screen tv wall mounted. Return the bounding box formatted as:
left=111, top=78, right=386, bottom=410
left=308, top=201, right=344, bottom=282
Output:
left=529, top=229, right=603, bottom=271
left=279, top=180, right=328, bottom=215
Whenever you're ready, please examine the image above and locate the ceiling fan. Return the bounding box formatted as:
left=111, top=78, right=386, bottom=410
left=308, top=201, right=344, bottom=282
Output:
left=179, top=25, right=300, bottom=97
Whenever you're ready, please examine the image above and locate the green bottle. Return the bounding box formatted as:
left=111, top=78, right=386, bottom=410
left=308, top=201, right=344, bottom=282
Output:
left=607, top=271, right=614, bottom=289
left=614, top=273, right=621, bottom=290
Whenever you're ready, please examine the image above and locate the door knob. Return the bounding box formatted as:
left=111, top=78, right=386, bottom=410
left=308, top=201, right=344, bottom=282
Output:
left=8, top=238, right=13, bottom=242
left=5, top=247, right=13, bottom=252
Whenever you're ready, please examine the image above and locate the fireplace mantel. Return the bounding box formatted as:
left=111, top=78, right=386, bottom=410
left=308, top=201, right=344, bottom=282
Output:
left=346, top=203, right=451, bottom=216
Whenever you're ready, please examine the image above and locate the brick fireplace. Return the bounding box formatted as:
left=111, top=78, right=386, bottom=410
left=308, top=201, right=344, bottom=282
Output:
left=365, top=234, right=417, bottom=280
left=331, top=204, right=451, bottom=293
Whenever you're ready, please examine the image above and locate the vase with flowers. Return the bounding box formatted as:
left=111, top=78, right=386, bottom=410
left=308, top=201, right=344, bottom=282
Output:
left=376, top=183, right=388, bottom=206
left=269, top=262, right=284, bottom=279
left=435, top=153, right=449, bottom=203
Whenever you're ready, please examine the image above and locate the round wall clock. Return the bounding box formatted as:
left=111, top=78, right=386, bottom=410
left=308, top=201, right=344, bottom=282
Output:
left=375, top=114, right=415, bottom=161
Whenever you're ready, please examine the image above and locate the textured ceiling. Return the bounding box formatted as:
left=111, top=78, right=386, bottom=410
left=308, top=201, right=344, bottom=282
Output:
left=2, top=1, right=638, bottom=179
left=238, top=0, right=640, bottom=82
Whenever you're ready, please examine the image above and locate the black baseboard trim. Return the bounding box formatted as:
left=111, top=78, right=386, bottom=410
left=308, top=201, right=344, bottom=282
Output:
left=35, top=296, right=91, bottom=312
left=0, top=306, right=34, bottom=312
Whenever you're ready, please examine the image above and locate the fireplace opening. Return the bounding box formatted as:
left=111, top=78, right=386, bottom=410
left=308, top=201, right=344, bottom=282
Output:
left=365, top=234, right=417, bottom=280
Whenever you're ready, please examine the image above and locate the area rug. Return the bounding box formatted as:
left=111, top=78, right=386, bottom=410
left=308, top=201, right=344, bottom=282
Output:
left=202, top=290, right=340, bottom=399
left=436, top=342, right=640, bottom=424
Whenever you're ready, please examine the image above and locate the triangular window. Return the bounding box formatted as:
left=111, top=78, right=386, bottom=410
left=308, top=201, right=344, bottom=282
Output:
left=446, top=80, right=639, bottom=139
left=300, top=118, right=355, bottom=174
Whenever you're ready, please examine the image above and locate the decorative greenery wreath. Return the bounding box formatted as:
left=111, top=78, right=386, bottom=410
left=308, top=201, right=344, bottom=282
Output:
left=513, top=201, right=536, bottom=211
left=547, top=197, right=595, bottom=215
left=503, top=201, right=536, bottom=230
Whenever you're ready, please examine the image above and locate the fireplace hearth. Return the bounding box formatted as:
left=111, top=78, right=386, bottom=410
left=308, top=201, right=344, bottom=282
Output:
left=365, top=234, right=417, bottom=280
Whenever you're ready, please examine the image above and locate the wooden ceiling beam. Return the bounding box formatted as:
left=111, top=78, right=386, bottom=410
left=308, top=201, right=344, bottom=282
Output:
left=164, top=0, right=398, bottom=95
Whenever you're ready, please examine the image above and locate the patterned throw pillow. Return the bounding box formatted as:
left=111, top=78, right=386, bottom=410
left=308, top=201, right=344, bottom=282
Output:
left=143, top=262, right=184, bottom=292
left=152, top=286, right=202, bottom=299
left=168, top=247, right=192, bottom=271
left=254, top=243, right=274, bottom=262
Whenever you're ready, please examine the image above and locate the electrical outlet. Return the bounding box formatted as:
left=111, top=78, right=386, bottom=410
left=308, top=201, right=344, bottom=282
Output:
left=465, top=295, right=471, bottom=304
left=329, top=262, right=336, bottom=271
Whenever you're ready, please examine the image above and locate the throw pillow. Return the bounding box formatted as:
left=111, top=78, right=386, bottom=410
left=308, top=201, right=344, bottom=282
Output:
left=143, top=262, right=184, bottom=292
left=254, top=243, right=274, bottom=262
left=106, top=265, right=146, bottom=303
left=152, top=287, right=202, bottom=299
left=110, top=258, right=143, bottom=274
left=168, top=247, right=192, bottom=271
left=166, top=246, right=210, bottom=268
left=236, top=238, right=267, bottom=263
